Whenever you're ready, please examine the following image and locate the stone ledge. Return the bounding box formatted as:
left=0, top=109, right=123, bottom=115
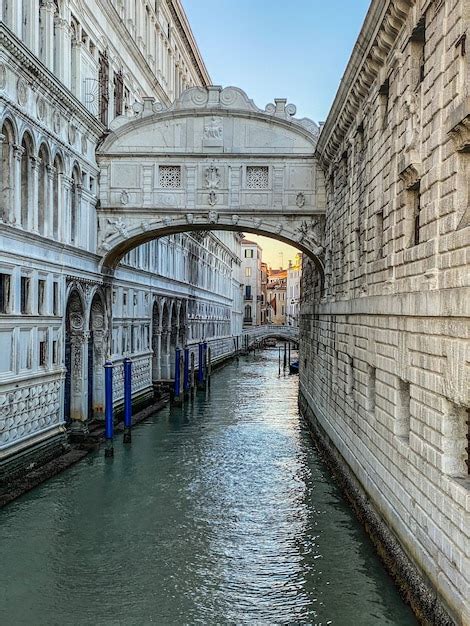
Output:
left=446, top=98, right=470, bottom=153
left=298, top=389, right=457, bottom=626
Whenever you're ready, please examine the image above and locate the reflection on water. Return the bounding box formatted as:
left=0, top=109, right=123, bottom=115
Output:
left=0, top=350, right=416, bottom=625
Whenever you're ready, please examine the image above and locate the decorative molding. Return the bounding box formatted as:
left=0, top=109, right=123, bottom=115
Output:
left=316, top=0, right=414, bottom=166
left=447, top=98, right=470, bottom=152
left=17, top=77, right=28, bottom=105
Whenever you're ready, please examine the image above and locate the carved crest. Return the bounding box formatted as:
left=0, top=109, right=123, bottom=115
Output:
left=205, top=165, right=220, bottom=189
left=296, top=192, right=306, bottom=208
left=208, top=191, right=217, bottom=207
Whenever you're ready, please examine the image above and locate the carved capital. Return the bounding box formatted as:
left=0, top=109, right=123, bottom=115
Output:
left=398, top=160, right=421, bottom=189
left=447, top=98, right=470, bottom=153
left=13, top=144, right=25, bottom=160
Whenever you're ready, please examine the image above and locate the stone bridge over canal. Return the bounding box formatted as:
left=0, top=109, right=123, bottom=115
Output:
left=243, top=325, right=299, bottom=348
left=96, top=85, right=326, bottom=282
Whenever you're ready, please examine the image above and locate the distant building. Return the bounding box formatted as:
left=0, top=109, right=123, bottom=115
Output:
left=267, top=268, right=287, bottom=325
left=287, top=253, right=302, bottom=327
left=260, top=262, right=269, bottom=325
left=241, top=239, right=262, bottom=326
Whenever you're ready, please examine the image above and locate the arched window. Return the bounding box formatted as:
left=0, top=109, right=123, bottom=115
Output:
left=52, top=153, right=63, bottom=240
left=38, top=144, right=48, bottom=236
left=70, top=165, right=80, bottom=245
left=0, top=120, right=15, bottom=224
left=20, top=133, right=34, bottom=230
left=245, top=305, right=252, bottom=321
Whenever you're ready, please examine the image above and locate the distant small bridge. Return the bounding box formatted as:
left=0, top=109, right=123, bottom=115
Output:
left=242, top=325, right=299, bottom=349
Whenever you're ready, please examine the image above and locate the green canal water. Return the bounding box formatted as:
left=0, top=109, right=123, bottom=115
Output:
left=0, top=350, right=417, bottom=626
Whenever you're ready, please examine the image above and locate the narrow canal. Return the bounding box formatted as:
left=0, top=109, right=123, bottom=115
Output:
left=1, top=350, right=416, bottom=626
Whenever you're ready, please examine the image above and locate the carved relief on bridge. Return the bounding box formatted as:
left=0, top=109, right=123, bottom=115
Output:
left=96, top=86, right=326, bottom=268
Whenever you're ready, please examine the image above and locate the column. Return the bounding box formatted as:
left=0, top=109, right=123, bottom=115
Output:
left=164, top=331, right=171, bottom=379
left=0, top=133, right=7, bottom=223
left=40, top=1, right=55, bottom=69
left=11, top=0, right=22, bottom=38
left=61, top=174, right=72, bottom=243
left=155, top=327, right=162, bottom=380
left=54, top=17, right=71, bottom=85
left=12, top=145, right=24, bottom=227
left=30, top=155, right=40, bottom=233
left=25, top=0, right=40, bottom=54
left=46, top=164, right=55, bottom=237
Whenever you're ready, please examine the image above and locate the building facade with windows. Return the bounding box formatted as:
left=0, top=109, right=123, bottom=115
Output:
left=267, top=268, right=287, bottom=325
left=0, top=1, right=242, bottom=470
left=240, top=239, right=262, bottom=327
left=286, top=253, right=302, bottom=327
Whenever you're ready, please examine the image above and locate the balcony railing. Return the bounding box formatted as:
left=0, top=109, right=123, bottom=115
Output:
left=244, top=295, right=253, bottom=301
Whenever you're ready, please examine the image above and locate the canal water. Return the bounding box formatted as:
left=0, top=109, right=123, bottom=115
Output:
left=0, top=350, right=416, bottom=626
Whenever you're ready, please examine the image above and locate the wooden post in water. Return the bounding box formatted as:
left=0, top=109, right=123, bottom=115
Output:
left=207, top=347, right=212, bottom=390
left=288, top=341, right=291, bottom=368
left=278, top=346, right=281, bottom=376
left=190, top=351, right=195, bottom=399
left=283, top=341, right=287, bottom=370
left=179, top=352, right=184, bottom=405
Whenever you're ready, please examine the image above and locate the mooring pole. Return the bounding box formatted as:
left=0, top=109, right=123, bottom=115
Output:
left=183, top=347, right=190, bottom=396
left=173, top=347, right=181, bottom=404
left=197, top=342, right=204, bottom=389
left=278, top=347, right=281, bottom=376
left=288, top=341, right=291, bottom=367
left=104, top=361, right=114, bottom=457
left=207, top=347, right=212, bottom=390
left=283, top=342, right=287, bottom=370
left=190, top=351, right=195, bottom=398
left=123, top=357, right=132, bottom=444
left=179, top=352, right=184, bottom=405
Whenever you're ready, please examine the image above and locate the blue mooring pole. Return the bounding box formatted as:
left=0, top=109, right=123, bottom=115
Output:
left=183, top=347, right=190, bottom=394
left=197, top=342, right=204, bottom=388
left=123, top=357, right=132, bottom=444
left=174, top=347, right=181, bottom=400
left=104, top=361, right=114, bottom=457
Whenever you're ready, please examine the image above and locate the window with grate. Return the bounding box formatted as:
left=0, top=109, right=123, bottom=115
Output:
left=159, top=165, right=181, bottom=188
left=246, top=166, right=268, bottom=189
left=21, top=276, right=30, bottom=314
left=114, top=70, right=124, bottom=117
left=98, top=52, right=109, bottom=126
left=0, top=273, right=11, bottom=314
left=39, top=339, right=47, bottom=366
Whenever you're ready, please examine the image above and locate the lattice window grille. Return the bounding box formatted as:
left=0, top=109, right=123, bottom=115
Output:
left=159, top=165, right=182, bottom=188
left=246, top=166, right=269, bottom=189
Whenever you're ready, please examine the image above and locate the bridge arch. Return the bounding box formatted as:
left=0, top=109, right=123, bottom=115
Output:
left=96, top=85, right=326, bottom=283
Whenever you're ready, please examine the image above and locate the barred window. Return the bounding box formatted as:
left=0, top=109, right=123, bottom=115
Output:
left=159, top=166, right=182, bottom=188
left=246, top=166, right=268, bottom=189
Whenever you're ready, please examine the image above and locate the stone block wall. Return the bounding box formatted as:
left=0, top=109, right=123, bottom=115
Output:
left=300, top=0, right=470, bottom=622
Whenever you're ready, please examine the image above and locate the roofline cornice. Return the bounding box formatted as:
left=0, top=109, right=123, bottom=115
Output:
left=316, top=0, right=414, bottom=167
left=166, top=0, right=211, bottom=87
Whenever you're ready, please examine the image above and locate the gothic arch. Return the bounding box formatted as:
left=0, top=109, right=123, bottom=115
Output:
left=37, top=143, right=50, bottom=236
left=87, top=291, right=107, bottom=421
left=64, top=287, right=86, bottom=428
left=20, top=131, right=35, bottom=229
left=1, top=117, right=17, bottom=224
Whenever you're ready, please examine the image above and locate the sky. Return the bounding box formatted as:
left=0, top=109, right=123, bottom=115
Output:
left=182, top=0, right=371, bottom=268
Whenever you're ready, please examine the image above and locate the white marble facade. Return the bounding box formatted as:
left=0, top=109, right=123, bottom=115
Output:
left=0, top=1, right=242, bottom=456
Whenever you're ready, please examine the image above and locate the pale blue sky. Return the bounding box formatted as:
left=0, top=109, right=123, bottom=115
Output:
left=182, top=0, right=371, bottom=267
left=183, top=0, right=371, bottom=122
